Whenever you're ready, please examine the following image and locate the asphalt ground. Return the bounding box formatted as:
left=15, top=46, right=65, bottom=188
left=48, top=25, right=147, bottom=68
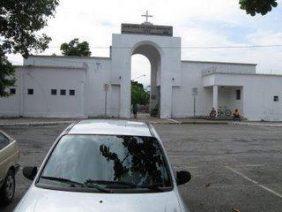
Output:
left=0, top=123, right=281, bottom=212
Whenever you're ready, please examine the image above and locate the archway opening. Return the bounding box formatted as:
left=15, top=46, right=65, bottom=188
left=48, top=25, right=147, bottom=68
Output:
left=131, top=44, right=161, bottom=118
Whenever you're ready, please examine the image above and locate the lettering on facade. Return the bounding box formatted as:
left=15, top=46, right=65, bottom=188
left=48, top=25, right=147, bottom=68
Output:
left=121, top=23, right=173, bottom=36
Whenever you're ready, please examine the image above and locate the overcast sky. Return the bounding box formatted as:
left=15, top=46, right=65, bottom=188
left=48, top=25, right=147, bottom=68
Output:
left=8, top=0, right=282, bottom=86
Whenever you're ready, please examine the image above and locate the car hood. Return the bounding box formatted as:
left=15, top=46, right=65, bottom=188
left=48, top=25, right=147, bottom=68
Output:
left=15, top=186, right=184, bottom=212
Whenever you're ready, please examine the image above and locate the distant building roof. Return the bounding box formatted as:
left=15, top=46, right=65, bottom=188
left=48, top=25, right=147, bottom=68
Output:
left=182, top=60, right=257, bottom=66
left=28, top=55, right=111, bottom=60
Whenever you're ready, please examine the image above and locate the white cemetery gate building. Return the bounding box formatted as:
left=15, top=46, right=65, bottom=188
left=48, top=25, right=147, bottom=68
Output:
left=1, top=22, right=282, bottom=121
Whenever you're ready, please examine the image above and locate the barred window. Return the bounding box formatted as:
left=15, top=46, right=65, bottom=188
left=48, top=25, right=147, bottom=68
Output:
left=51, top=89, right=57, bottom=95
left=69, top=90, right=75, bottom=96
left=60, top=89, right=66, bottom=96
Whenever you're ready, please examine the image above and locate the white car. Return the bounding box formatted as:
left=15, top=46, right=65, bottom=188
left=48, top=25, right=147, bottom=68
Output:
left=15, top=120, right=191, bottom=212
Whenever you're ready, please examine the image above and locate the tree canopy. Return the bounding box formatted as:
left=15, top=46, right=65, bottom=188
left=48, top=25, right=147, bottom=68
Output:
left=239, top=0, right=278, bottom=16
left=0, top=54, right=15, bottom=97
left=0, top=0, right=59, bottom=97
left=131, top=81, right=150, bottom=106
left=60, top=38, right=91, bottom=56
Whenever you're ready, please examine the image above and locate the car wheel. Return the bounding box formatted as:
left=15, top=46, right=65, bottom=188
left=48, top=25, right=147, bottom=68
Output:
left=0, top=169, right=15, bottom=205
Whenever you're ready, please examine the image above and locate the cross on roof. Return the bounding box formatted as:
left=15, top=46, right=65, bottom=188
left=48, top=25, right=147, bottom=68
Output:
left=142, top=10, right=153, bottom=23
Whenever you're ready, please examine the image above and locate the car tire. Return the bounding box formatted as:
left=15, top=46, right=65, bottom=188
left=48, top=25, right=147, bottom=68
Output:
left=0, top=169, right=15, bottom=205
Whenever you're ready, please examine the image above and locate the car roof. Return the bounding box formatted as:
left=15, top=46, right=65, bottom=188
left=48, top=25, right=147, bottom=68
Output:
left=0, top=130, right=14, bottom=141
left=67, top=119, right=153, bottom=137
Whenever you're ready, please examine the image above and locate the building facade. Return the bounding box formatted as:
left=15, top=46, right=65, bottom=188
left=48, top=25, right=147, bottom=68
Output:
left=1, top=23, right=282, bottom=121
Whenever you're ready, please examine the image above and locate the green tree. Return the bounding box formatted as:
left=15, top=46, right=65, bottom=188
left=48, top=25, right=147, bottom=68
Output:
left=0, top=53, right=15, bottom=97
left=239, top=0, right=278, bottom=16
left=131, top=80, right=150, bottom=106
left=60, top=39, right=91, bottom=56
left=0, top=0, right=59, bottom=97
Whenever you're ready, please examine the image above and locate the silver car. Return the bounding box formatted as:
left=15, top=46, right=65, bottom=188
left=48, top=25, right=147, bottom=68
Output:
left=15, top=120, right=191, bottom=212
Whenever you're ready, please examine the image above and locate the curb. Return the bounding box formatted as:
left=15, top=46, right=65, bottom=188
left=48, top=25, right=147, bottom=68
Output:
left=229, top=122, right=282, bottom=127
left=0, top=121, right=74, bottom=127
left=1, top=120, right=281, bottom=127
left=0, top=119, right=236, bottom=127
left=180, top=121, right=229, bottom=124
left=151, top=120, right=229, bottom=125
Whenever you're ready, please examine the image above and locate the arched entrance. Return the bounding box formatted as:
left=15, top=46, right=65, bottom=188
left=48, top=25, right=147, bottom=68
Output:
left=131, top=43, right=161, bottom=117
left=111, top=32, right=181, bottom=119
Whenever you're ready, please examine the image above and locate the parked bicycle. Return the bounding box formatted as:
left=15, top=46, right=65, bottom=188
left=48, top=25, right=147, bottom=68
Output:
left=217, top=106, right=232, bottom=119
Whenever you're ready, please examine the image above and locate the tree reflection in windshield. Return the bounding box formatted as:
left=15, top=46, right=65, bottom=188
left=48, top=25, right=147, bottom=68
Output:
left=99, top=136, right=169, bottom=187
left=39, top=135, right=172, bottom=191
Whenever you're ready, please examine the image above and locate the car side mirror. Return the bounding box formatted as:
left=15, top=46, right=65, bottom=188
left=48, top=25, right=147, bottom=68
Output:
left=176, top=170, right=191, bottom=185
left=23, top=166, right=38, bottom=180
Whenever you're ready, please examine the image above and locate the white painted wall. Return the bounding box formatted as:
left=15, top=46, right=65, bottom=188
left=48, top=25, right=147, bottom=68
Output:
left=1, top=35, right=282, bottom=121
left=83, top=59, right=112, bottom=117
left=110, top=85, right=120, bottom=117
left=171, top=62, right=209, bottom=117
left=171, top=61, right=282, bottom=121
left=22, top=67, right=86, bottom=117
left=195, top=61, right=257, bottom=75
left=23, top=55, right=113, bottom=118
left=218, top=86, right=243, bottom=114
left=171, top=61, right=256, bottom=118
left=203, top=73, right=282, bottom=121
left=0, top=68, right=22, bottom=117
left=0, top=65, right=88, bottom=118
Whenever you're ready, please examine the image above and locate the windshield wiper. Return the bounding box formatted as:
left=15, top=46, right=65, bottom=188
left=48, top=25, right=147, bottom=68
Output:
left=85, top=180, right=138, bottom=189
left=139, top=184, right=170, bottom=192
left=84, top=181, right=112, bottom=193
left=40, top=176, right=111, bottom=193
left=84, top=180, right=169, bottom=192
left=40, top=176, right=84, bottom=187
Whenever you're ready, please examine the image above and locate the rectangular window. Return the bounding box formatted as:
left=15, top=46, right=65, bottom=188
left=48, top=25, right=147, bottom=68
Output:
left=51, top=89, right=57, bottom=95
left=236, top=90, right=241, bottom=100
left=69, top=90, right=75, bottom=96
left=274, top=96, right=279, bottom=102
left=60, top=89, right=66, bottom=96
left=10, top=88, right=16, bottom=95
left=27, top=89, right=34, bottom=95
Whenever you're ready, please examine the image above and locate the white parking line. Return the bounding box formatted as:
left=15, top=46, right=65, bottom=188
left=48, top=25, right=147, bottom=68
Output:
left=167, top=118, right=180, bottom=124
left=231, top=164, right=265, bottom=167
left=225, top=166, right=282, bottom=199
left=243, top=164, right=264, bottom=167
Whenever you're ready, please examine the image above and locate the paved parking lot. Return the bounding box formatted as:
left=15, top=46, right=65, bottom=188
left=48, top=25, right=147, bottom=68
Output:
left=1, top=123, right=282, bottom=212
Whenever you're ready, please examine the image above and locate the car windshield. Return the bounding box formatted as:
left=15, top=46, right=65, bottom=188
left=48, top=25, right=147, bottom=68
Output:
left=37, top=134, right=173, bottom=193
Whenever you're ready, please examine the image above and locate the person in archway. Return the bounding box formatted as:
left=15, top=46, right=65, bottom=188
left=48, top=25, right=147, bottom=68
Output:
left=132, top=103, right=138, bottom=119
